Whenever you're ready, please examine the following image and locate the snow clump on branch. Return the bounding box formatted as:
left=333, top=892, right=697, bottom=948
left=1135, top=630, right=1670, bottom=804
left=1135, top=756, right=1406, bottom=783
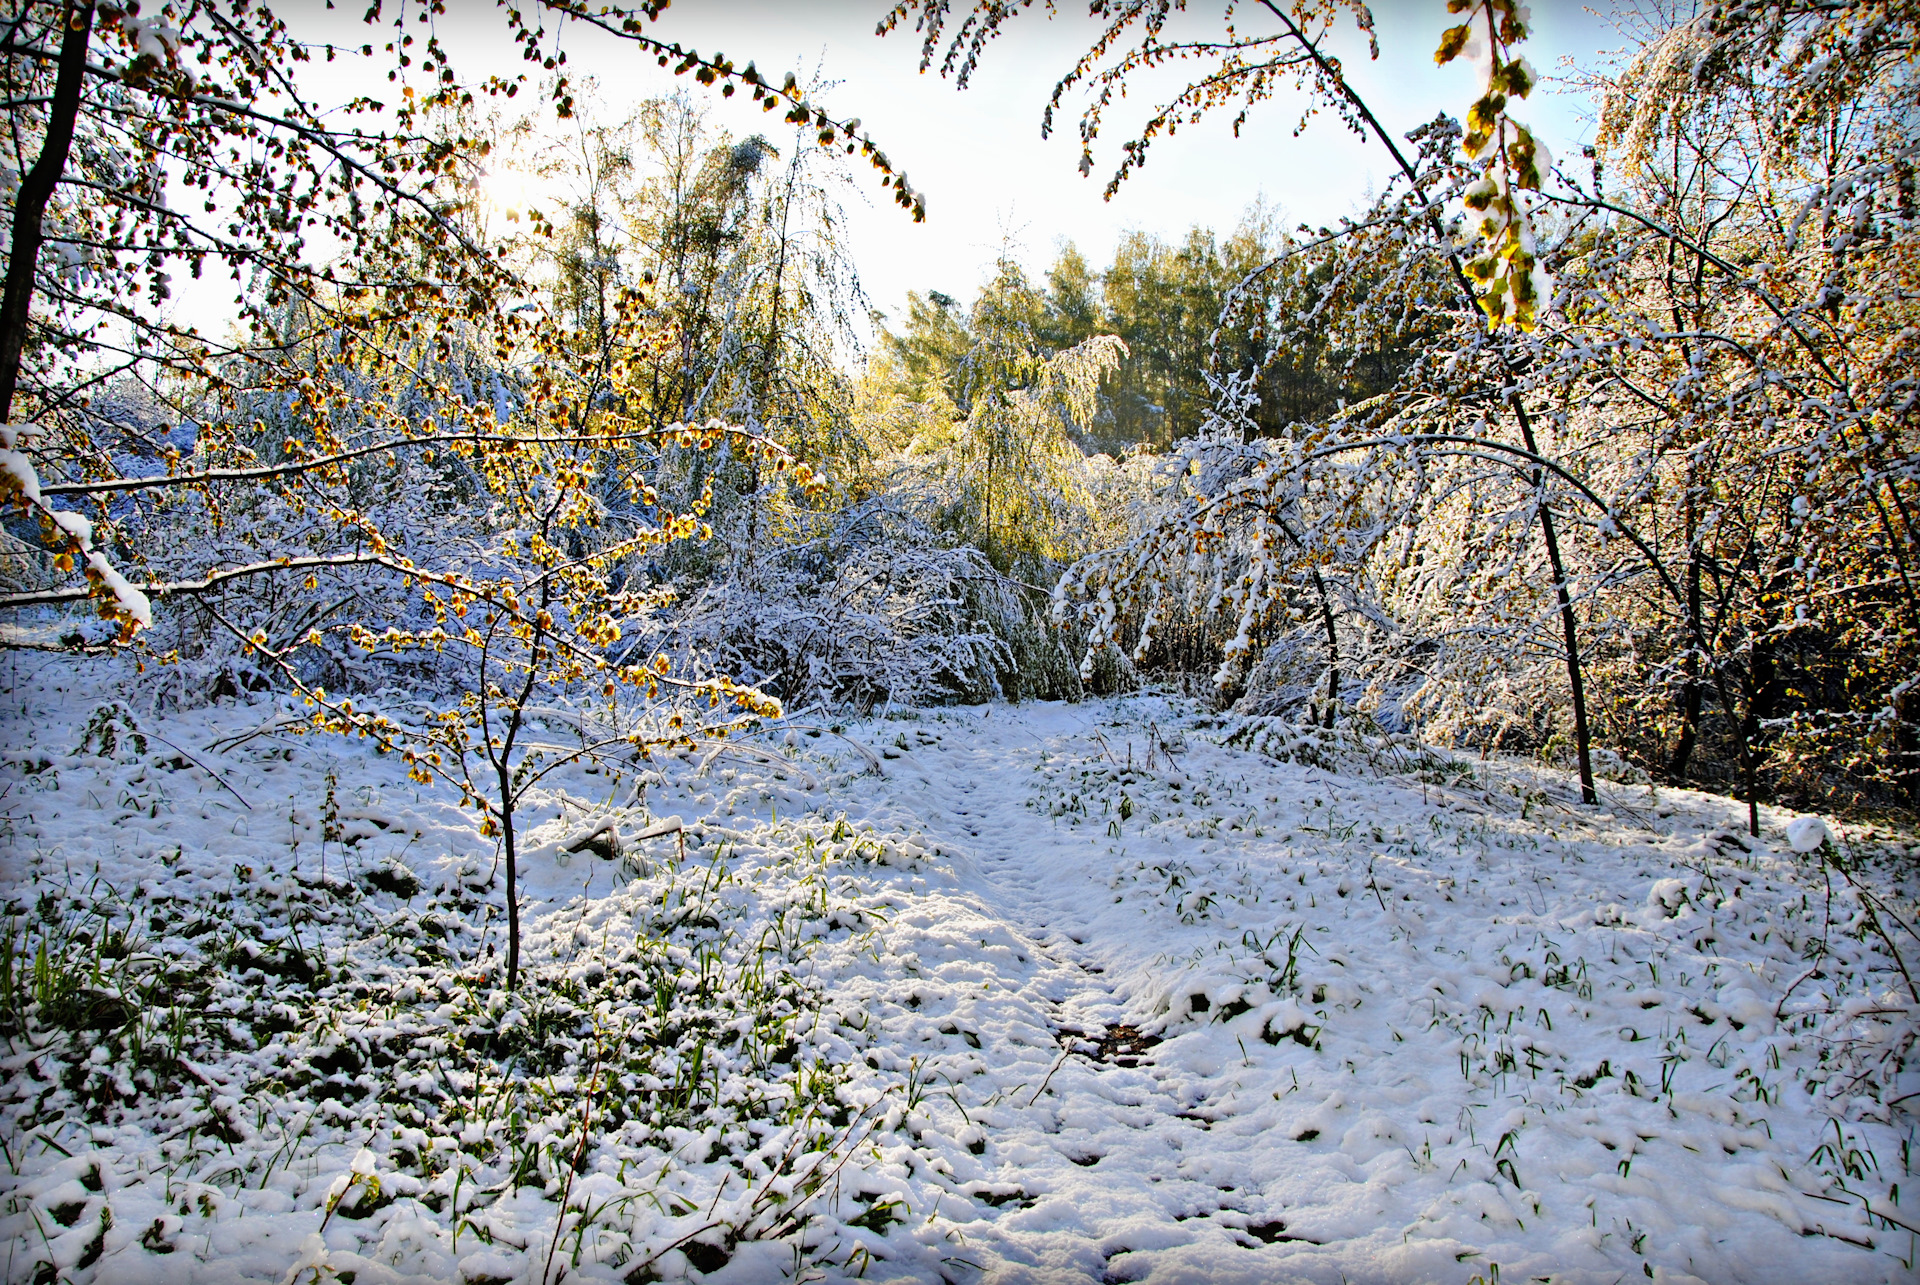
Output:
left=0, top=424, right=151, bottom=637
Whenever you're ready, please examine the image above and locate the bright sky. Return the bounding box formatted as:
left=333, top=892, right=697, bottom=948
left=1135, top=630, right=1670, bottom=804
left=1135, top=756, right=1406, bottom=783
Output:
left=166, top=2, right=1622, bottom=349
left=583, top=0, right=1622, bottom=335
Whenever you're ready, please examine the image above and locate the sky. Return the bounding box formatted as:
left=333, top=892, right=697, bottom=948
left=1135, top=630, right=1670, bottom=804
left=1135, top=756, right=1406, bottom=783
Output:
left=170, top=1, right=1626, bottom=348
left=578, top=0, right=1624, bottom=335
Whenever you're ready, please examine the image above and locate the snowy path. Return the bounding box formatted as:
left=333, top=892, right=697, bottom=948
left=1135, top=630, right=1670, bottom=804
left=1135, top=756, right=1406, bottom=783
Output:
left=3, top=667, right=1914, bottom=1285
left=808, top=697, right=1917, bottom=1284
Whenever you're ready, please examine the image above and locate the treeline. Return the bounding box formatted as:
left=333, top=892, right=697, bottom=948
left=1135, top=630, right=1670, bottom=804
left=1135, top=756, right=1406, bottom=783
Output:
left=874, top=219, right=1409, bottom=456
left=3, top=0, right=1916, bottom=846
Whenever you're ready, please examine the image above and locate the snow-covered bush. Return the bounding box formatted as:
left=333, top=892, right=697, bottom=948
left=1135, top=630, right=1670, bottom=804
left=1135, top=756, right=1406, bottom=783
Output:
left=656, top=496, right=1085, bottom=709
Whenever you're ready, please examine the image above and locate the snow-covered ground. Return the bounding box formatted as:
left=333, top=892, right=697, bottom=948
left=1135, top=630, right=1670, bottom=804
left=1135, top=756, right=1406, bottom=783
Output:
left=3, top=656, right=1917, bottom=1283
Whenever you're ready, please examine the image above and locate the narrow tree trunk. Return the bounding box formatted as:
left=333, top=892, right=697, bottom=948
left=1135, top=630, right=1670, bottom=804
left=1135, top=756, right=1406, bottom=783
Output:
left=744, top=173, right=793, bottom=574
left=493, top=617, right=544, bottom=993
left=497, top=763, right=522, bottom=991
left=1541, top=507, right=1598, bottom=805
left=1664, top=194, right=1707, bottom=789
left=1739, top=639, right=1781, bottom=838
left=1898, top=687, right=1920, bottom=806
left=1668, top=552, right=1705, bottom=784
left=1511, top=397, right=1597, bottom=804
left=982, top=451, right=994, bottom=563
left=1667, top=675, right=1702, bottom=784
left=0, top=1, right=95, bottom=423
left=1311, top=566, right=1339, bottom=728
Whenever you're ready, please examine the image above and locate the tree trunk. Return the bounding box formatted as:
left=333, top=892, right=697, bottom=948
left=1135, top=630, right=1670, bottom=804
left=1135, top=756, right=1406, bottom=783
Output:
left=1739, top=638, right=1782, bottom=837
left=1667, top=551, right=1705, bottom=784
left=1667, top=676, right=1703, bottom=784
left=1898, top=686, right=1920, bottom=806
left=1510, top=397, right=1597, bottom=805
left=1311, top=566, right=1339, bottom=728
left=493, top=620, right=544, bottom=992
left=1541, top=506, right=1598, bottom=805
left=0, top=1, right=95, bottom=423
left=496, top=764, right=523, bottom=991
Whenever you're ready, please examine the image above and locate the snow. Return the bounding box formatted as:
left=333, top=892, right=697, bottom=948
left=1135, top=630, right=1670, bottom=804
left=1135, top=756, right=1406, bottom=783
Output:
left=0, top=425, right=45, bottom=508
left=83, top=551, right=153, bottom=630
left=0, top=425, right=151, bottom=632
left=118, top=11, right=184, bottom=66
left=2, top=660, right=1915, bottom=1283
left=1789, top=815, right=1836, bottom=854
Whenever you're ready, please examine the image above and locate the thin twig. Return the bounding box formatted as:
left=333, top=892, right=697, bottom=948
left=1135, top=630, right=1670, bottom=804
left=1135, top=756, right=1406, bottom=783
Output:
left=1774, top=964, right=1825, bottom=1021
left=145, top=730, right=251, bottom=811
left=1028, top=1049, right=1076, bottom=1107
left=541, top=1032, right=605, bottom=1285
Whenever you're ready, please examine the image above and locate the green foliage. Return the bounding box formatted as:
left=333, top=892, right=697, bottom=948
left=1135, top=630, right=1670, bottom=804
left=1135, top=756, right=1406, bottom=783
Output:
left=876, top=211, right=1409, bottom=465
left=871, top=259, right=1123, bottom=568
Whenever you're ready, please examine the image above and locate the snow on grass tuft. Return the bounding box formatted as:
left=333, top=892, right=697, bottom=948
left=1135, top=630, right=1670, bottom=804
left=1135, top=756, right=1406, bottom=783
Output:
left=1789, top=815, right=1838, bottom=854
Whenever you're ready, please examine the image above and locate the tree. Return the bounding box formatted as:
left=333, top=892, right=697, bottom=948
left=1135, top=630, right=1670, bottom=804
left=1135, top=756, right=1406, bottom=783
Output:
left=0, top=1, right=912, bottom=986
left=0, top=0, right=920, bottom=637
left=287, top=315, right=810, bottom=992
left=1550, top=0, right=1920, bottom=809
left=870, top=259, right=1125, bottom=569
left=903, top=0, right=1917, bottom=825
left=885, top=0, right=1602, bottom=801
